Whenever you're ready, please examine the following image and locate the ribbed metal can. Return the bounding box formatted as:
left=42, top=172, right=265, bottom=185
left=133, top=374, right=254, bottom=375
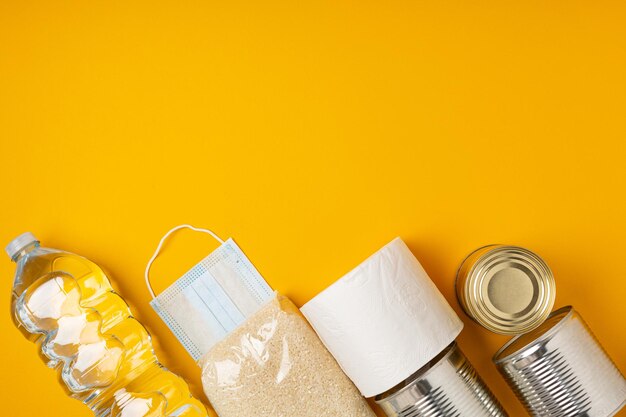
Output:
left=494, top=306, right=626, bottom=417
left=456, top=245, right=556, bottom=335
left=375, top=342, right=507, bottom=417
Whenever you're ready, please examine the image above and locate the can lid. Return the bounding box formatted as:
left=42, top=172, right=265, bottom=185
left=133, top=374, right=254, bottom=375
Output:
left=456, top=245, right=556, bottom=335
left=5, top=232, right=38, bottom=261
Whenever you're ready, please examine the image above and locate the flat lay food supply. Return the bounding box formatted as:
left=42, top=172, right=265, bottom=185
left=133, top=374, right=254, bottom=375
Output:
left=6, top=228, right=626, bottom=417
left=6, top=232, right=207, bottom=417
left=457, top=245, right=626, bottom=417
left=5, top=2, right=626, bottom=417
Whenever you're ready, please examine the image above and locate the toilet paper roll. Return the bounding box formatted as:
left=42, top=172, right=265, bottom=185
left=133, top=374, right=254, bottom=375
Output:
left=301, top=237, right=463, bottom=398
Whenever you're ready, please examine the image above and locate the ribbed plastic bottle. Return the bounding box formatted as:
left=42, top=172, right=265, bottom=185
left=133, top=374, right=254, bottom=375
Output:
left=6, top=232, right=208, bottom=417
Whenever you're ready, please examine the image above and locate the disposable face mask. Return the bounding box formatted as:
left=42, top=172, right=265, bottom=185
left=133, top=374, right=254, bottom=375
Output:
left=144, top=224, right=273, bottom=361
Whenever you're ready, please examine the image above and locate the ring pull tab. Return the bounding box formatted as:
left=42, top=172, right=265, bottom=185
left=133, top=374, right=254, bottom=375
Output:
left=144, top=224, right=225, bottom=299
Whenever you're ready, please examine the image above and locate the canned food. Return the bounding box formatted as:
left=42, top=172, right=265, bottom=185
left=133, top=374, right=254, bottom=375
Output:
left=456, top=245, right=555, bottom=335
left=494, top=306, right=626, bottom=417
left=375, top=342, right=507, bottom=417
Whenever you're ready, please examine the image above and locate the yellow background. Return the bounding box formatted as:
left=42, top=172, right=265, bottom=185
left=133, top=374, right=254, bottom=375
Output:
left=1, top=1, right=625, bottom=416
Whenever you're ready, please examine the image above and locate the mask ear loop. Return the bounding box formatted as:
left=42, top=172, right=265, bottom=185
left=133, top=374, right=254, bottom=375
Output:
left=144, top=224, right=225, bottom=299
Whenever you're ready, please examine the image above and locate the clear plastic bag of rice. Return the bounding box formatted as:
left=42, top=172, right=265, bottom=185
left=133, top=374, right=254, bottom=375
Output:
left=199, top=293, right=376, bottom=417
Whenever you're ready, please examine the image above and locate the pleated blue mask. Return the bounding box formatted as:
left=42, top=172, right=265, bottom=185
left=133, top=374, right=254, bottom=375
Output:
left=145, top=225, right=273, bottom=361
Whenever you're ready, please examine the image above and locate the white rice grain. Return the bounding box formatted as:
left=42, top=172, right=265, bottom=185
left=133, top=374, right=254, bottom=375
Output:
left=200, top=295, right=376, bottom=417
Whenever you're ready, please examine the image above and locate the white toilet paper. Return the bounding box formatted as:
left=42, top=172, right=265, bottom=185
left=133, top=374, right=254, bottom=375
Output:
left=301, top=237, right=463, bottom=398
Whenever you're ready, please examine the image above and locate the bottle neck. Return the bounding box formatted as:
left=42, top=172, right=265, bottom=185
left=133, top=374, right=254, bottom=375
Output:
left=12, top=242, right=39, bottom=263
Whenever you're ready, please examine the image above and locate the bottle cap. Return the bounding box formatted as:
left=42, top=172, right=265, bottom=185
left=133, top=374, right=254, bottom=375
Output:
left=5, top=232, right=38, bottom=261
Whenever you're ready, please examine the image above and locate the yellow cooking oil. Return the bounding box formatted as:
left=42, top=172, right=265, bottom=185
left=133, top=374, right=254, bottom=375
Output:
left=8, top=233, right=207, bottom=417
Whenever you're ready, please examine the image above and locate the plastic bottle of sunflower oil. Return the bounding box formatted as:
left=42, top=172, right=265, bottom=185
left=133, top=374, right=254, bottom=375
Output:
left=6, top=232, right=207, bottom=417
